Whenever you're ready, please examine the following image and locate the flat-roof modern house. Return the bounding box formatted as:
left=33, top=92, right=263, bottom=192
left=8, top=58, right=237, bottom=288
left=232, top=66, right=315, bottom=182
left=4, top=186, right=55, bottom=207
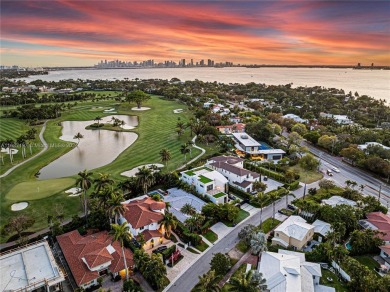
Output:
left=258, top=250, right=335, bottom=292
left=283, top=113, right=308, bottom=123
left=357, top=142, right=390, bottom=152
left=119, top=196, right=166, bottom=249
left=180, top=166, right=228, bottom=204
left=322, top=196, right=357, bottom=208
left=231, top=132, right=285, bottom=161
left=272, top=216, right=314, bottom=250
left=57, top=230, right=133, bottom=289
left=207, top=156, right=260, bottom=193
left=319, top=113, right=353, bottom=125
left=0, top=240, right=65, bottom=292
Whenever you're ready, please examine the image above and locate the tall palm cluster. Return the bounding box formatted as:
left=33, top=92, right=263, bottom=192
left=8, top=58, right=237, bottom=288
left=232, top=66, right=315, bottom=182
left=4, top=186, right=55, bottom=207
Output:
left=0, top=127, right=37, bottom=165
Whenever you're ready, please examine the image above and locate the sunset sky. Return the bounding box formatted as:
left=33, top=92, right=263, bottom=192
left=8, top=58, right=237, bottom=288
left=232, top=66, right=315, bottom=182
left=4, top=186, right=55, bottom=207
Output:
left=1, top=0, right=390, bottom=67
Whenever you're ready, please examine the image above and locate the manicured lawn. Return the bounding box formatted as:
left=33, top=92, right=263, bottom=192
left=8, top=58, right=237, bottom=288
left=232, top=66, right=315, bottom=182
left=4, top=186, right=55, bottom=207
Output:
left=290, top=165, right=323, bottom=184
left=214, top=192, right=226, bottom=198
left=223, top=209, right=250, bottom=227
left=195, top=240, right=209, bottom=252
left=320, top=269, right=349, bottom=292
left=235, top=240, right=250, bottom=253
left=187, top=247, right=200, bottom=254
left=353, top=255, right=380, bottom=276
left=260, top=218, right=281, bottom=233
left=203, top=230, right=218, bottom=243
left=0, top=95, right=202, bottom=242
left=199, top=175, right=212, bottom=184
left=5, top=178, right=75, bottom=200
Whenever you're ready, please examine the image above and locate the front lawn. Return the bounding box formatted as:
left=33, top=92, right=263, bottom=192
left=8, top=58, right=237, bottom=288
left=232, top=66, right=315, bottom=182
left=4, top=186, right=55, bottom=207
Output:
left=260, top=218, right=281, bottom=233
left=223, top=209, right=250, bottom=227
left=195, top=240, right=209, bottom=252
left=203, top=230, right=218, bottom=243
left=290, top=165, right=323, bottom=184
left=320, top=269, right=349, bottom=292
left=235, top=240, right=250, bottom=253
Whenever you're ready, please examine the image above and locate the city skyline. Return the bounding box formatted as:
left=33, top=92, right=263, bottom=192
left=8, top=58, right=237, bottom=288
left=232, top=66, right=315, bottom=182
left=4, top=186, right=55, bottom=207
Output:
left=1, top=1, right=389, bottom=67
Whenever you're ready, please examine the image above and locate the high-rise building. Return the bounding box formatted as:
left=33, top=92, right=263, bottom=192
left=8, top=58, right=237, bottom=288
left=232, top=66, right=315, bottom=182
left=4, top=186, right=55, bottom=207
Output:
left=191, top=59, right=194, bottom=66
left=200, top=59, right=205, bottom=66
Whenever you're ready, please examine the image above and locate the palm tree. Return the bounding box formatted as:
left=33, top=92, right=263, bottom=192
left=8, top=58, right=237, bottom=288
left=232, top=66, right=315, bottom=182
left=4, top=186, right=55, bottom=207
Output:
left=165, top=201, right=172, bottom=212
left=255, top=193, right=267, bottom=228
left=76, top=170, right=93, bottom=224
left=0, top=140, right=5, bottom=165
left=4, top=139, right=14, bottom=164
left=136, top=166, right=155, bottom=195
left=107, top=192, right=127, bottom=224
left=159, top=148, right=172, bottom=168
left=228, top=270, right=266, bottom=292
left=26, top=128, right=37, bottom=155
left=134, top=249, right=149, bottom=272
left=187, top=140, right=194, bottom=158
left=73, top=132, right=84, bottom=146
left=16, top=135, right=27, bottom=159
left=94, top=116, right=102, bottom=126
left=180, top=203, right=196, bottom=216
left=91, top=186, right=114, bottom=209
left=193, top=269, right=221, bottom=292
left=180, top=143, right=190, bottom=162
left=269, top=192, right=279, bottom=225
left=250, top=232, right=267, bottom=255
left=94, top=173, right=115, bottom=193
left=160, top=212, right=177, bottom=238
left=110, top=223, right=132, bottom=281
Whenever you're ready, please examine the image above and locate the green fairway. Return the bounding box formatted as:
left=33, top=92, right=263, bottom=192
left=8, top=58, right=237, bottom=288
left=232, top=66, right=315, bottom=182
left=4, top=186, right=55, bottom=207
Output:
left=0, top=95, right=203, bottom=242
left=6, top=178, right=75, bottom=201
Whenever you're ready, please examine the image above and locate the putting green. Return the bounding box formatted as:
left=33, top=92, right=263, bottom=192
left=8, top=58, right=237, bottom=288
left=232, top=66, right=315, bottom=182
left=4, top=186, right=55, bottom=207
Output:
left=5, top=178, right=76, bottom=201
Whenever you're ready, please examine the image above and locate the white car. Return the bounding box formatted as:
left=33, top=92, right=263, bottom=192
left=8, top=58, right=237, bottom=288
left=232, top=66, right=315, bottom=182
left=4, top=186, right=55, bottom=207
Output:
left=331, top=167, right=340, bottom=173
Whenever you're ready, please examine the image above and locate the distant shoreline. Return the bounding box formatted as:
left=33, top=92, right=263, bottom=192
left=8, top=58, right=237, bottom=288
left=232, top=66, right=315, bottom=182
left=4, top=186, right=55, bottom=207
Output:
left=41, top=65, right=390, bottom=71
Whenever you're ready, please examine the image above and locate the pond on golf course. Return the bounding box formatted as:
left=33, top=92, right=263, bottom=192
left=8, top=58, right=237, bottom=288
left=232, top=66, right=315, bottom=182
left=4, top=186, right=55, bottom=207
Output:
left=38, top=115, right=138, bottom=180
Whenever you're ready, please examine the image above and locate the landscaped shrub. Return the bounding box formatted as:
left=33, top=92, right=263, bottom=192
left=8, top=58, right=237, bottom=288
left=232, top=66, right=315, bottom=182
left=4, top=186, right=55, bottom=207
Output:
left=283, top=180, right=300, bottom=190
left=245, top=162, right=287, bottom=183
left=161, top=244, right=177, bottom=260
left=174, top=221, right=202, bottom=246
left=228, top=185, right=251, bottom=200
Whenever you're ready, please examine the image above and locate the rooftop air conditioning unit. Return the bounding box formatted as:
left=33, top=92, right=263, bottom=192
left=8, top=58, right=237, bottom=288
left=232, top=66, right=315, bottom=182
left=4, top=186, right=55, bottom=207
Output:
left=241, top=134, right=248, bottom=139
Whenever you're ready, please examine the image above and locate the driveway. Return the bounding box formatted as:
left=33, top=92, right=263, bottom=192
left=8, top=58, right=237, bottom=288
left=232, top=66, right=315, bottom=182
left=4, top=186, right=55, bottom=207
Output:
left=166, top=245, right=201, bottom=281
left=211, top=222, right=233, bottom=238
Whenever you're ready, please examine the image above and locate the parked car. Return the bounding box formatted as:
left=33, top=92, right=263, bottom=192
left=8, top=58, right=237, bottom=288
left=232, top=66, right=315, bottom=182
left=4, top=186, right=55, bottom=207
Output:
left=287, top=204, right=297, bottom=211
left=131, top=238, right=141, bottom=249
left=263, top=176, right=268, bottom=181
left=152, top=245, right=167, bottom=254
left=228, top=194, right=236, bottom=200
left=331, top=166, right=340, bottom=173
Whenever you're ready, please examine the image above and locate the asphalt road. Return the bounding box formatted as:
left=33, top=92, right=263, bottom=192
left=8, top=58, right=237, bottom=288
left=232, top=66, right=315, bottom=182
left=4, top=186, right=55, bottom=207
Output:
left=165, top=183, right=309, bottom=292
left=303, top=141, right=390, bottom=207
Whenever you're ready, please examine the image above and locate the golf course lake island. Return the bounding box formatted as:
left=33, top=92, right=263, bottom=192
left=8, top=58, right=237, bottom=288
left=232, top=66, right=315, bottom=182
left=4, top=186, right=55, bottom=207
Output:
left=38, top=115, right=138, bottom=179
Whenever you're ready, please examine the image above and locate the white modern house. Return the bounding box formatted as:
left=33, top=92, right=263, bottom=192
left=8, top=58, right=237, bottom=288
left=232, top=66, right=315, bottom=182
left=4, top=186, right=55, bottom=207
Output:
left=319, top=113, right=353, bottom=125
left=259, top=250, right=335, bottom=292
left=207, top=156, right=260, bottom=193
left=272, top=216, right=315, bottom=250
left=180, top=166, right=229, bottom=204
left=283, top=113, right=308, bottom=123
left=322, top=196, right=357, bottom=207
left=118, top=196, right=166, bottom=249
left=232, top=132, right=285, bottom=161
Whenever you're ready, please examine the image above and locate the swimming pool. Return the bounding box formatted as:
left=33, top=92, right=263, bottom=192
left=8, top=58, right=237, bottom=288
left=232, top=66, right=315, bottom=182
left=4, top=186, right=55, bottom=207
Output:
left=259, top=142, right=272, bottom=150
left=148, top=189, right=166, bottom=199
left=345, top=241, right=352, bottom=250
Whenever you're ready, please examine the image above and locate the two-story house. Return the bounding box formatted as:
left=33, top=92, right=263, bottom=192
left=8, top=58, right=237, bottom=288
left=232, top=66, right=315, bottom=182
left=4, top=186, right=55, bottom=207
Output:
left=180, top=166, right=228, bottom=204
left=119, top=197, right=166, bottom=249
left=215, top=123, right=246, bottom=134
left=207, top=156, right=260, bottom=193
left=272, top=216, right=314, bottom=250
left=231, top=132, right=285, bottom=161
left=57, top=230, right=134, bottom=289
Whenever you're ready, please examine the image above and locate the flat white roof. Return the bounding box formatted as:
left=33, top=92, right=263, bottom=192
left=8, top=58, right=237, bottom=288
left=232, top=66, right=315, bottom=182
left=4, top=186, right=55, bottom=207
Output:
left=322, top=196, right=357, bottom=207
left=0, top=240, right=64, bottom=292
left=232, top=133, right=260, bottom=147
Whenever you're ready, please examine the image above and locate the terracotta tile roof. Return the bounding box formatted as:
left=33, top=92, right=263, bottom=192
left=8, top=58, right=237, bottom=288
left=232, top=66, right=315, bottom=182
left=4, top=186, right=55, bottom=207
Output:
left=380, top=245, right=390, bottom=254
left=123, top=197, right=165, bottom=229
left=140, top=230, right=163, bottom=242
left=209, top=155, right=244, bottom=164
left=366, top=212, right=390, bottom=241
left=57, top=230, right=134, bottom=286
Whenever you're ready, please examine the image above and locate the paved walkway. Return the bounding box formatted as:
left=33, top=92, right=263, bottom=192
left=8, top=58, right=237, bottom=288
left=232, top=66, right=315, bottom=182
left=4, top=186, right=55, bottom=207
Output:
left=218, top=250, right=254, bottom=287
left=0, top=120, right=48, bottom=178
left=177, top=135, right=205, bottom=170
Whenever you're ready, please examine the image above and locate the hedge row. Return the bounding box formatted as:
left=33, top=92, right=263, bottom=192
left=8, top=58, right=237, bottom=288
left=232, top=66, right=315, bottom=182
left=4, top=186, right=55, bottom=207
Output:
left=228, top=184, right=252, bottom=200
left=283, top=180, right=300, bottom=190
left=174, top=221, right=202, bottom=246
left=245, top=163, right=287, bottom=182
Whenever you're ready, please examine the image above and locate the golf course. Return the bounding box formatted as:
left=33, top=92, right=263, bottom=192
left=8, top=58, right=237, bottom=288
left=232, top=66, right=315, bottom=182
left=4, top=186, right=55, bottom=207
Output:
left=0, top=94, right=200, bottom=242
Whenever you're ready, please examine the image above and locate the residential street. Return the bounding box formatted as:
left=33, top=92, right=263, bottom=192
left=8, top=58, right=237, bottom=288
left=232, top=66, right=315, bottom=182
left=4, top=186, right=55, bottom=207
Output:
left=165, top=182, right=310, bottom=292
left=303, top=142, right=390, bottom=207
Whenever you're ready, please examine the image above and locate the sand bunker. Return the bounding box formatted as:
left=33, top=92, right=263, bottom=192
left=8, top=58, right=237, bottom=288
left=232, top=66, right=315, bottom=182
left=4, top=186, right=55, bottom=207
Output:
left=120, top=125, right=135, bottom=130
left=65, top=187, right=82, bottom=196
left=1, top=148, right=19, bottom=155
left=11, top=202, right=29, bottom=211
left=131, top=107, right=151, bottom=111
left=104, top=108, right=116, bottom=112
left=121, top=163, right=164, bottom=177
left=173, top=109, right=184, bottom=113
